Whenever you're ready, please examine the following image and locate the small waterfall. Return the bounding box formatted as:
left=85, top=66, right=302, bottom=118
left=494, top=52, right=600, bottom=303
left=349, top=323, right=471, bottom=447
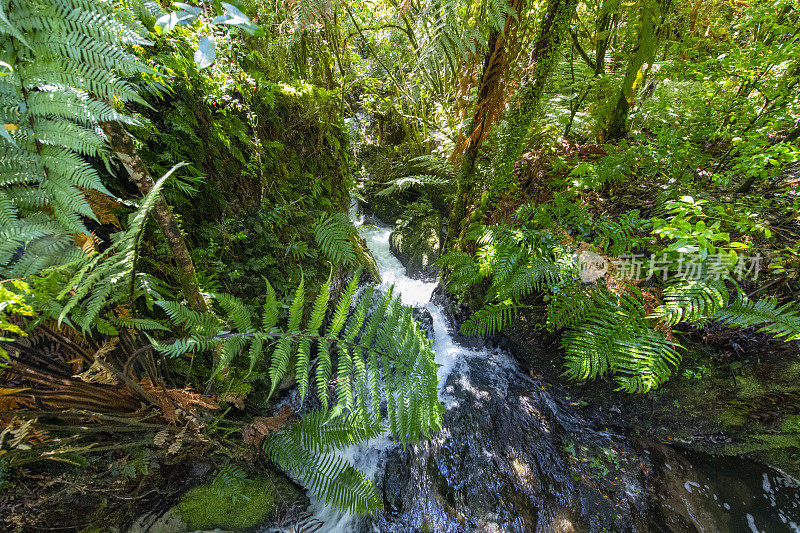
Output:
left=265, top=203, right=800, bottom=533
left=299, top=206, right=485, bottom=532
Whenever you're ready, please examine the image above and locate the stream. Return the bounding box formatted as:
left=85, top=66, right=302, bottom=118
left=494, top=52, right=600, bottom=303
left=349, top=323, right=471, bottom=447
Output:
left=275, top=206, right=800, bottom=533
left=259, top=113, right=800, bottom=531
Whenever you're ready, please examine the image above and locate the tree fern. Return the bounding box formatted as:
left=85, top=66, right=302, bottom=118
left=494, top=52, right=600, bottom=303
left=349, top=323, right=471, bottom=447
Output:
left=443, top=222, right=681, bottom=393
left=314, top=212, right=356, bottom=267
left=446, top=217, right=800, bottom=394
left=0, top=0, right=154, bottom=276
left=153, top=271, right=443, bottom=513
left=412, top=0, right=514, bottom=93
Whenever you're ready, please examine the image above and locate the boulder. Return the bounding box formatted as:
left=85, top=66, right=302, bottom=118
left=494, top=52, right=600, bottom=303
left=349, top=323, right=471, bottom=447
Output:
left=359, top=351, right=654, bottom=532
left=412, top=307, right=434, bottom=340
left=137, top=471, right=308, bottom=533
left=389, top=200, right=442, bottom=280
left=351, top=234, right=381, bottom=284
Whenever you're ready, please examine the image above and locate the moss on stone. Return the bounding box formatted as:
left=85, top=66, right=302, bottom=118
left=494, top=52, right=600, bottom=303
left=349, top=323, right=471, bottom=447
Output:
left=352, top=234, right=382, bottom=283
left=177, top=472, right=306, bottom=532
left=389, top=198, right=442, bottom=279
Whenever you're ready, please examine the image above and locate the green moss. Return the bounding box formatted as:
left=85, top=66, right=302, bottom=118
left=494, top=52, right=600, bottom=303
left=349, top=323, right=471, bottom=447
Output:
left=389, top=198, right=442, bottom=277
left=782, top=414, right=800, bottom=433
left=352, top=234, right=382, bottom=283
left=723, top=433, right=800, bottom=456
left=177, top=473, right=306, bottom=531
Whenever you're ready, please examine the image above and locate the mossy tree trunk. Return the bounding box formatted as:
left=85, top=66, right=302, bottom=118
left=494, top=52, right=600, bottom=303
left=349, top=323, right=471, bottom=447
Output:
left=448, top=5, right=522, bottom=245
left=594, top=0, right=620, bottom=75
left=603, top=0, right=668, bottom=141
left=100, top=121, right=208, bottom=314
left=448, top=0, right=576, bottom=244
left=450, top=0, right=576, bottom=244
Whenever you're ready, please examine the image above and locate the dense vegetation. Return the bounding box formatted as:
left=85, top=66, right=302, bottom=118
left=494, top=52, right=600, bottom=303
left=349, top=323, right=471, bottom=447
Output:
left=0, top=0, right=798, bottom=529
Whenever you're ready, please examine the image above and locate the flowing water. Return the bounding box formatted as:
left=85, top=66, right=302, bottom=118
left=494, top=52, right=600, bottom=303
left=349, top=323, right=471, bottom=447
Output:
left=259, top=202, right=800, bottom=533
left=298, top=207, right=488, bottom=532
left=262, top=115, right=800, bottom=531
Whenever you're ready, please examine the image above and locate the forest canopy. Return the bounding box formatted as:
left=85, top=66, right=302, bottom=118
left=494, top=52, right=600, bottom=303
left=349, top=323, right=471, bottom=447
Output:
left=0, top=0, right=799, bottom=529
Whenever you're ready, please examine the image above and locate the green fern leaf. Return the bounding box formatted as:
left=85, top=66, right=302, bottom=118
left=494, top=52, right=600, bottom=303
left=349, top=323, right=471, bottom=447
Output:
left=715, top=295, right=800, bottom=342
left=315, top=213, right=356, bottom=266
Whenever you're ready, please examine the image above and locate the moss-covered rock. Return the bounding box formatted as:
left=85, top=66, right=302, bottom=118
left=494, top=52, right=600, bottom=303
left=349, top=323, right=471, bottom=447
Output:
left=389, top=199, right=442, bottom=279
left=363, top=193, right=406, bottom=225
left=174, top=472, right=307, bottom=532
left=352, top=234, right=381, bottom=284
left=356, top=144, right=421, bottom=225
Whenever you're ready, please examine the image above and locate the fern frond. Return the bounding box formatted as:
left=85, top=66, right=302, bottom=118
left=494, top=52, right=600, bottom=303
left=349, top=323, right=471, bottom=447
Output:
left=292, top=410, right=384, bottom=454
left=326, top=271, right=359, bottom=337
left=314, top=213, right=356, bottom=267
left=563, top=298, right=682, bottom=393
left=714, top=295, right=800, bottom=342
left=262, top=280, right=279, bottom=331
left=376, top=175, right=452, bottom=197
left=307, top=272, right=332, bottom=334
left=212, top=292, right=253, bottom=332
left=157, top=273, right=443, bottom=511
left=438, top=251, right=486, bottom=293
left=264, top=426, right=382, bottom=514
left=651, top=279, right=728, bottom=326
left=269, top=335, right=294, bottom=397
left=55, top=165, right=184, bottom=331
left=0, top=0, right=155, bottom=275
left=287, top=276, right=305, bottom=332
left=459, top=301, right=517, bottom=336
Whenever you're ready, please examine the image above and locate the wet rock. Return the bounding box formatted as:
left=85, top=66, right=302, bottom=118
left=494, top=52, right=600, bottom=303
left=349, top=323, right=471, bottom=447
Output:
left=359, top=351, right=653, bottom=532
left=430, top=285, right=492, bottom=350
left=389, top=199, right=442, bottom=280
left=130, top=507, right=187, bottom=533
left=412, top=308, right=434, bottom=340
left=351, top=234, right=381, bottom=284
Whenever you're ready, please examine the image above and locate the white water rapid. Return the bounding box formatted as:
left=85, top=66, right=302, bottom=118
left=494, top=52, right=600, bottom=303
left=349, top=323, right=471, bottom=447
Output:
left=294, top=204, right=485, bottom=532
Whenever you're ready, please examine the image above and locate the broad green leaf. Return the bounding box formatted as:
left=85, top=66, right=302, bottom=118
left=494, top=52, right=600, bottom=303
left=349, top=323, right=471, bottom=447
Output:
left=194, top=35, right=216, bottom=69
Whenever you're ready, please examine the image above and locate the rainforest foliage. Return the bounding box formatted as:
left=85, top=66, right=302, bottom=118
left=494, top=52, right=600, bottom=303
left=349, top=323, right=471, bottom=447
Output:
left=0, top=0, right=799, bottom=528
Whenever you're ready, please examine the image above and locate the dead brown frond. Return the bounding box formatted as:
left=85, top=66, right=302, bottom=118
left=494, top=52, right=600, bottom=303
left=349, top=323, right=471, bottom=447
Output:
left=139, top=378, right=219, bottom=425
left=74, top=340, right=119, bottom=385
left=74, top=231, right=101, bottom=254
left=242, top=405, right=293, bottom=448
left=81, top=187, right=122, bottom=229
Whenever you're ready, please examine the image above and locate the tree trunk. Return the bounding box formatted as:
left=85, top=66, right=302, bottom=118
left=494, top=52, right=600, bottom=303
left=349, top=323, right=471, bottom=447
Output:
left=448, top=0, right=577, bottom=244
left=604, top=0, right=666, bottom=141
left=594, top=0, right=618, bottom=75
left=447, top=0, right=526, bottom=245
left=489, top=0, right=578, bottom=195
left=100, top=121, right=208, bottom=314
